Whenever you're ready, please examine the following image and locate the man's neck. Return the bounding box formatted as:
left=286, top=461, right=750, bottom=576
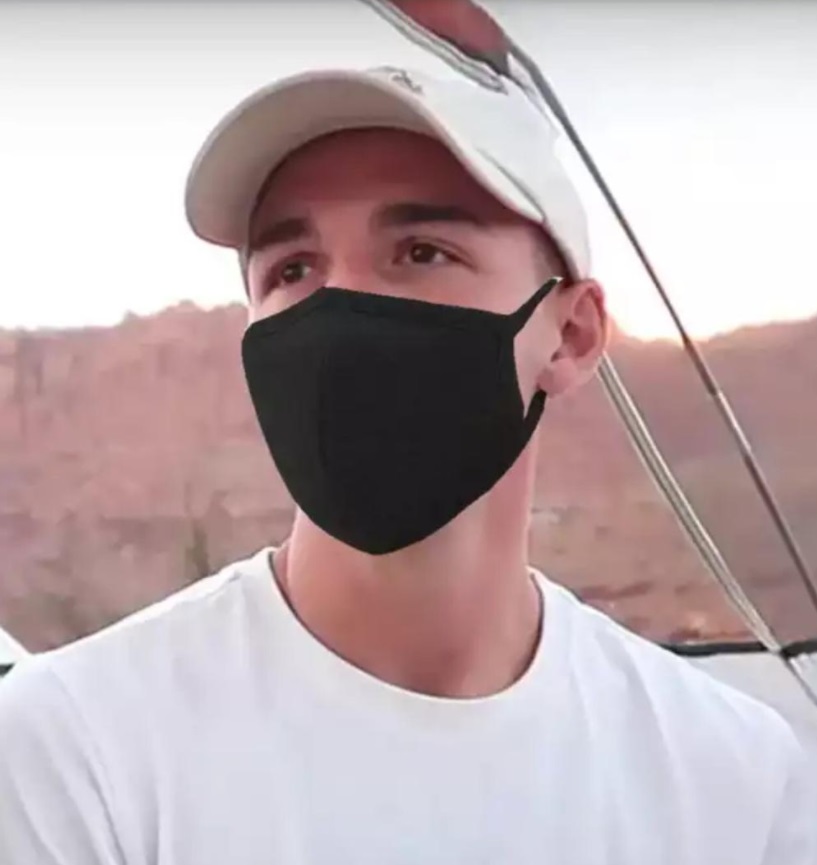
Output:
left=270, top=467, right=542, bottom=699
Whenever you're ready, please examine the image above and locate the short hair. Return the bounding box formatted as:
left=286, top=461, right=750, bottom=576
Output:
left=534, top=226, right=571, bottom=284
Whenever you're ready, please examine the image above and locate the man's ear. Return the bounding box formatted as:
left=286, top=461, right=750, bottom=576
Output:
left=537, top=279, right=609, bottom=396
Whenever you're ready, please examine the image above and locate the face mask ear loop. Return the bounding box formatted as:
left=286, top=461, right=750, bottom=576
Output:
left=520, top=390, right=547, bottom=438
left=507, top=276, right=562, bottom=336
left=502, top=277, right=561, bottom=436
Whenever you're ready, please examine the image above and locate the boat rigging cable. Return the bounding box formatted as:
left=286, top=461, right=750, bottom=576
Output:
left=359, top=0, right=817, bottom=703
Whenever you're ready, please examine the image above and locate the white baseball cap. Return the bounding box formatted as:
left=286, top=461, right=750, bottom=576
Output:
left=185, top=65, right=591, bottom=277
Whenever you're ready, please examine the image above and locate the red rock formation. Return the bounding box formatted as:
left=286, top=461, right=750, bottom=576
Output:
left=2, top=305, right=815, bottom=650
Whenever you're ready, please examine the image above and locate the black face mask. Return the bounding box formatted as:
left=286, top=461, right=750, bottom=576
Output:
left=241, top=278, right=559, bottom=555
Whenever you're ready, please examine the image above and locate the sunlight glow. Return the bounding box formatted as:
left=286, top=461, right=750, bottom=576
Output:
left=1, top=1, right=815, bottom=341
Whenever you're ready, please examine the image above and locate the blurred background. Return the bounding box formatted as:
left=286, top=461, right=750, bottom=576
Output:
left=1, top=0, right=816, bottom=652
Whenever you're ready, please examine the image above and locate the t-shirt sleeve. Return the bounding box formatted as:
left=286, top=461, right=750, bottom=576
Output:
left=0, top=657, right=125, bottom=865
left=761, top=727, right=817, bottom=865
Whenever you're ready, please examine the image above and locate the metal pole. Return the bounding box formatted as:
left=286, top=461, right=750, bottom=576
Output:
left=507, top=37, right=817, bottom=611
left=360, top=0, right=817, bottom=704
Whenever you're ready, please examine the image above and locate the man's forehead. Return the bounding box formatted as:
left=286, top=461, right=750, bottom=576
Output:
left=246, top=129, right=526, bottom=249
left=273, top=126, right=455, bottom=171
left=254, top=128, right=497, bottom=209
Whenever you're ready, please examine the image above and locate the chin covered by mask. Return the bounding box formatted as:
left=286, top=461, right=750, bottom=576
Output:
left=241, top=279, right=559, bottom=555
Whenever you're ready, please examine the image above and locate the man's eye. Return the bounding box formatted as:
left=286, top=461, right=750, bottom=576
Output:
left=398, top=242, right=456, bottom=266
left=278, top=259, right=313, bottom=285
left=260, top=258, right=315, bottom=296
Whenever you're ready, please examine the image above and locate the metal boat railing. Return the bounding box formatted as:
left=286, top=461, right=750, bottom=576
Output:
left=361, top=0, right=817, bottom=704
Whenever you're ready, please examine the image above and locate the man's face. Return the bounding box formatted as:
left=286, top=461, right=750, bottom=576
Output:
left=245, top=127, right=604, bottom=402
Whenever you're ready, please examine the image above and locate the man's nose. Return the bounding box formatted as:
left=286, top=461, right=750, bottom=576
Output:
left=325, top=261, right=399, bottom=299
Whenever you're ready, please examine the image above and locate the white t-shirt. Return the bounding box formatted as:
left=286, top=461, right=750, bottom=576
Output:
left=1, top=547, right=815, bottom=864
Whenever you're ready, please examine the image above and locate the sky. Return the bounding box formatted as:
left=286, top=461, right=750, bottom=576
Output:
left=1, top=0, right=816, bottom=340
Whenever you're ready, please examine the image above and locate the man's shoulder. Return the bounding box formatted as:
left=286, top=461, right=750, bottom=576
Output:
left=548, top=580, right=817, bottom=859
left=544, top=576, right=801, bottom=758
left=1, top=547, right=272, bottom=721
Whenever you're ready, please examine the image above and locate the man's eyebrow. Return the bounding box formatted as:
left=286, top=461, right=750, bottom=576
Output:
left=247, top=216, right=312, bottom=255
left=246, top=202, right=484, bottom=258
left=374, top=202, right=486, bottom=229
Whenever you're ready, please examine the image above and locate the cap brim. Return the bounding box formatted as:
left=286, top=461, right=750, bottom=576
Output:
left=185, top=68, right=543, bottom=249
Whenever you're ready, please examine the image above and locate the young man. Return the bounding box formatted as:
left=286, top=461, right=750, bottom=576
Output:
left=1, top=65, right=815, bottom=864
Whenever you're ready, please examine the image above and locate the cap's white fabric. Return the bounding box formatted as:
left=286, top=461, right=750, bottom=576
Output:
left=185, top=66, right=591, bottom=277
